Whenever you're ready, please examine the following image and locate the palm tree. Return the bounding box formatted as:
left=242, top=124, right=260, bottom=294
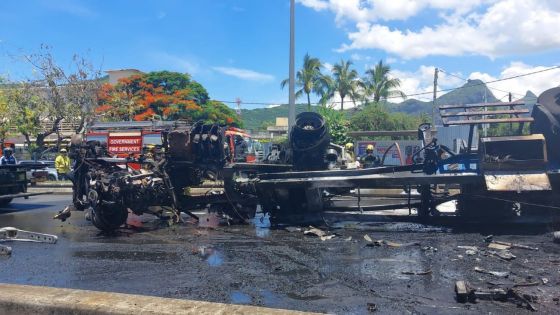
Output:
left=281, top=53, right=322, bottom=110
left=363, top=60, right=406, bottom=104
left=331, top=59, right=361, bottom=110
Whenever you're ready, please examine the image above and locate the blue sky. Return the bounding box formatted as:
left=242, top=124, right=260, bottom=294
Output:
left=1, top=0, right=560, bottom=109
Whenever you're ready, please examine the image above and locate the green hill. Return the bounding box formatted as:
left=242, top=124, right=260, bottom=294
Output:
left=240, top=104, right=312, bottom=131
left=241, top=80, right=534, bottom=131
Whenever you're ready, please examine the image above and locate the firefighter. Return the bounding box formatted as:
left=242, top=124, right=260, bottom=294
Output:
left=0, top=147, right=17, bottom=165
left=55, top=148, right=71, bottom=180
left=360, top=144, right=380, bottom=169
left=234, top=135, right=248, bottom=162
left=345, top=143, right=355, bottom=163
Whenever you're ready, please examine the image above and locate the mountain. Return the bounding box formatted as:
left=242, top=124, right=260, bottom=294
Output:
left=391, top=79, right=499, bottom=115
left=240, top=80, right=535, bottom=131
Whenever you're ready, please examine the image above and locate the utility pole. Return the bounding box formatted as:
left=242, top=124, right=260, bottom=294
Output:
left=432, top=68, right=438, bottom=128
left=509, top=92, right=513, bottom=132
left=235, top=97, right=242, bottom=116
left=288, top=0, right=296, bottom=137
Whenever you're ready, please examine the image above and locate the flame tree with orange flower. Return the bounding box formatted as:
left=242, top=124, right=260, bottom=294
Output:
left=97, top=71, right=241, bottom=127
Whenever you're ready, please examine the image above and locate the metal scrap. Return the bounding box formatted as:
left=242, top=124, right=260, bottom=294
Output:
left=0, top=227, right=58, bottom=257
left=303, top=226, right=335, bottom=241
left=401, top=270, right=432, bottom=276
left=488, top=242, right=511, bottom=250
left=474, top=266, right=509, bottom=277
left=365, top=239, right=420, bottom=248
left=489, top=240, right=538, bottom=251
left=489, top=250, right=516, bottom=261
left=0, top=227, right=58, bottom=244
left=455, top=281, right=538, bottom=311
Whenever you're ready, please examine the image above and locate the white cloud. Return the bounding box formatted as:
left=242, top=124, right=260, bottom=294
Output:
left=298, top=0, right=488, bottom=23
left=387, top=62, right=560, bottom=102
left=213, top=66, right=274, bottom=81
left=468, top=62, right=560, bottom=100
left=40, top=0, right=96, bottom=18
left=297, top=0, right=328, bottom=11
left=386, top=57, right=398, bottom=64
left=391, top=65, right=464, bottom=102
left=301, top=0, right=560, bottom=59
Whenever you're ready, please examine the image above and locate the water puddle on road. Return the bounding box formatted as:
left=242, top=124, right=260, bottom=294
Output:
left=195, top=245, right=224, bottom=267
left=230, top=291, right=252, bottom=304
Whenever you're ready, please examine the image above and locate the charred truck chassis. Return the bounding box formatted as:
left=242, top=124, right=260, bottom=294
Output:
left=67, top=88, right=560, bottom=230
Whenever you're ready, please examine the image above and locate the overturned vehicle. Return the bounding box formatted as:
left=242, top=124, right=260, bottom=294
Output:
left=63, top=87, right=560, bottom=231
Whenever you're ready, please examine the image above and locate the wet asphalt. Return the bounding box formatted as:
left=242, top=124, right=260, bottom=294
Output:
left=1, top=195, right=560, bottom=314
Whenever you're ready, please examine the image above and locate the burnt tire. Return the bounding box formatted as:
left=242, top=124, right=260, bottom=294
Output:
left=91, top=204, right=128, bottom=231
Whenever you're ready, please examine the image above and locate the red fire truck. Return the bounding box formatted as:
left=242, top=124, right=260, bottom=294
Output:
left=86, top=121, right=261, bottom=163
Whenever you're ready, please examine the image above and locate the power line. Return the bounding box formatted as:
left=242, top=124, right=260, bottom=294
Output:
left=439, top=69, right=528, bottom=98
left=212, top=65, right=559, bottom=106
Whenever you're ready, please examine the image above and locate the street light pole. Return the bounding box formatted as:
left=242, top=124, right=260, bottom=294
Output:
left=288, top=0, right=296, bottom=137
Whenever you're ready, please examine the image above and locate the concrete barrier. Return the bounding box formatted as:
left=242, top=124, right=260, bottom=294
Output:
left=0, top=283, right=319, bottom=315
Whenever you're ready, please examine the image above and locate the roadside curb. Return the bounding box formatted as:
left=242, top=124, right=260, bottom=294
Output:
left=28, top=187, right=72, bottom=195
left=0, top=283, right=319, bottom=315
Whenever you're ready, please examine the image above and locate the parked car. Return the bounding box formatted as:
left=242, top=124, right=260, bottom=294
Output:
left=17, top=160, right=58, bottom=182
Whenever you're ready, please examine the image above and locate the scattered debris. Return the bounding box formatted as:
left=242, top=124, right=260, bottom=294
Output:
left=304, top=227, right=327, bottom=237
left=474, top=266, right=509, bottom=278
left=455, top=280, right=538, bottom=311
left=490, top=250, right=516, bottom=261
left=401, top=270, right=432, bottom=276
left=484, top=235, right=494, bottom=243
left=53, top=205, right=74, bottom=222
left=488, top=242, right=511, bottom=250
left=422, top=246, right=437, bottom=252
left=363, top=234, right=373, bottom=242
left=0, top=227, right=58, bottom=244
left=554, top=231, right=560, bottom=244
left=489, top=240, right=538, bottom=251
left=466, top=249, right=477, bottom=256
left=457, top=245, right=478, bottom=251
left=366, top=302, right=378, bottom=312
left=285, top=226, right=301, bottom=233
left=508, top=289, right=538, bottom=311
left=303, top=226, right=335, bottom=241
left=365, top=239, right=420, bottom=248
left=0, top=227, right=57, bottom=256
left=344, top=236, right=352, bottom=241
left=0, top=244, right=11, bottom=256
left=513, top=281, right=539, bottom=287
left=541, top=278, right=549, bottom=284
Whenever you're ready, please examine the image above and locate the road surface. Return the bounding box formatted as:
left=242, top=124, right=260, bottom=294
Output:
left=1, top=195, right=559, bottom=314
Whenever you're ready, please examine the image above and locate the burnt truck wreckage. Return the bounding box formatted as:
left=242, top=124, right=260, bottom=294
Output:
left=60, top=87, right=560, bottom=231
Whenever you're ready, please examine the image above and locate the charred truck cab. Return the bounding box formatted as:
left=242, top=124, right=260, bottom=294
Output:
left=65, top=87, right=560, bottom=231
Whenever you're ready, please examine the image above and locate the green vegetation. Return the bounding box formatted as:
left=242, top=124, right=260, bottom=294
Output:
left=97, top=71, right=242, bottom=127
left=362, top=60, right=406, bottom=103
left=281, top=53, right=323, bottom=111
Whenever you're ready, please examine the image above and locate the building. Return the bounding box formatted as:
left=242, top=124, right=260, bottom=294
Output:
left=105, top=69, right=143, bottom=85
left=266, top=117, right=289, bottom=138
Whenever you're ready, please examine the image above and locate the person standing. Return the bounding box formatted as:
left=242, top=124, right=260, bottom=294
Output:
left=360, top=144, right=381, bottom=169
left=0, top=147, right=17, bottom=165
left=55, top=148, right=71, bottom=180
